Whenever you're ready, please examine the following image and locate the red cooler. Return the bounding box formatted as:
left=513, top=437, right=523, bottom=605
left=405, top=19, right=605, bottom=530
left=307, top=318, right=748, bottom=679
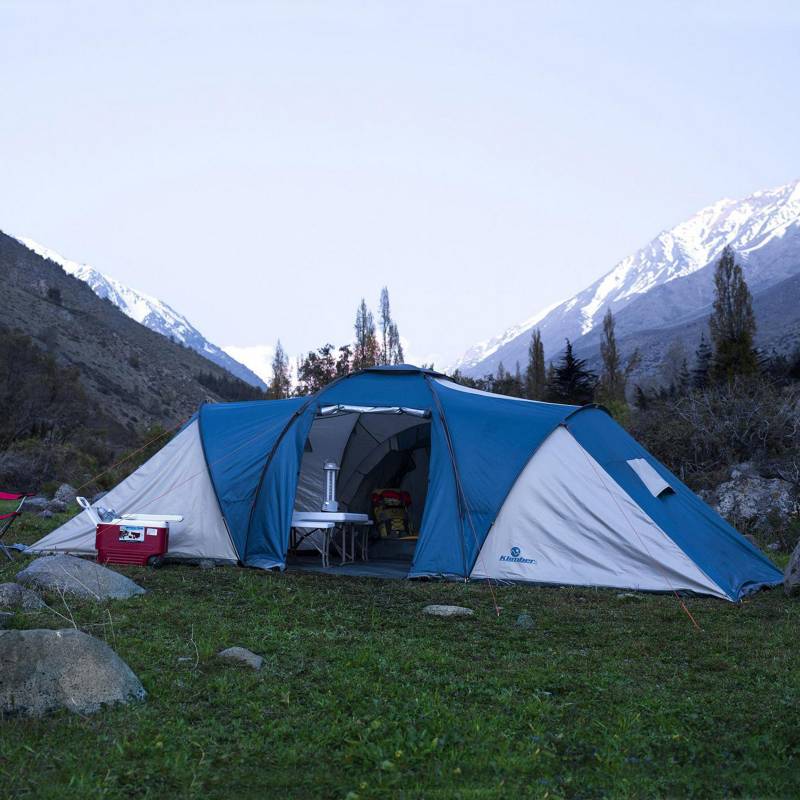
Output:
left=95, top=519, right=170, bottom=566
left=77, top=497, right=182, bottom=567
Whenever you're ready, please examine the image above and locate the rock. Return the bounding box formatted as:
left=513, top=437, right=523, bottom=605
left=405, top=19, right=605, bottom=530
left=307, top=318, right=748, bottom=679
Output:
left=0, top=612, right=12, bottom=629
left=422, top=604, right=474, bottom=618
left=708, top=464, right=795, bottom=532
left=768, top=542, right=781, bottom=551
left=0, top=628, right=145, bottom=717
left=22, top=496, right=49, bottom=511
left=91, top=491, right=108, bottom=504
left=53, top=483, right=77, bottom=505
left=37, top=509, right=54, bottom=519
left=16, top=555, right=145, bottom=601
left=217, top=646, right=263, bottom=670
left=515, top=613, right=535, bottom=629
left=0, top=582, right=46, bottom=611
left=784, top=541, right=800, bottom=597
left=616, top=592, right=643, bottom=599
left=46, top=500, right=68, bottom=513
left=198, top=559, right=215, bottom=570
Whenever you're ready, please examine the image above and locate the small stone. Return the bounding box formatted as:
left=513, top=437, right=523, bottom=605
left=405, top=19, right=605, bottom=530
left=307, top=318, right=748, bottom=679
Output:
left=198, top=559, right=215, bottom=570
left=422, top=604, right=474, bottom=618
left=53, top=484, right=77, bottom=505
left=91, top=491, right=109, bottom=504
left=515, top=613, right=535, bottom=630
left=768, top=542, right=781, bottom=551
left=0, top=612, right=13, bottom=629
left=38, top=509, right=54, bottom=519
left=217, top=646, right=263, bottom=670
left=616, top=592, right=642, bottom=600
left=0, top=583, right=46, bottom=611
left=176, top=656, right=193, bottom=663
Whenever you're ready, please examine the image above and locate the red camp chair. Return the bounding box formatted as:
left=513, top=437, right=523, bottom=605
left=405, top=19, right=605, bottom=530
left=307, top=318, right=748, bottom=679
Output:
left=0, top=491, right=32, bottom=560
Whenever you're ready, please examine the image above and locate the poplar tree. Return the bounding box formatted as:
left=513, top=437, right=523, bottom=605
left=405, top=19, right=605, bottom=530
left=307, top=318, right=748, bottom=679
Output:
left=692, top=334, right=712, bottom=389
left=379, top=287, right=392, bottom=364
left=709, top=246, right=757, bottom=381
left=525, top=328, right=546, bottom=400
left=268, top=340, right=291, bottom=399
left=353, top=298, right=380, bottom=370
left=597, top=309, right=625, bottom=404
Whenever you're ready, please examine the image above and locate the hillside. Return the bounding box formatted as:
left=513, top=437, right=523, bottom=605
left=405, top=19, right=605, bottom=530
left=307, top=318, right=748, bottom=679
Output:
left=457, top=179, right=800, bottom=377
left=16, top=236, right=266, bottom=389
left=0, top=231, right=256, bottom=442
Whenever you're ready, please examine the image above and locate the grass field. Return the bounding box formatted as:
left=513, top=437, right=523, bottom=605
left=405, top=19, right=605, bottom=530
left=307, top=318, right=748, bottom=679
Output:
left=0, top=507, right=797, bottom=799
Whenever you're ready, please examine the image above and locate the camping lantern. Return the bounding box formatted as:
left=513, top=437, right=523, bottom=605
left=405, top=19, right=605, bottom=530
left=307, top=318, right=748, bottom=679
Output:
left=322, top=461, right=340, bottom=512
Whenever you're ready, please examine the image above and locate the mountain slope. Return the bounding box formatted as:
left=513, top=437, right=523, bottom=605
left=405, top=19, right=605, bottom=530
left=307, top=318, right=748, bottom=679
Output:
left=0, top=231, right=256, bottom=441
left=16, top=237, right=266, bottom=389
left=457, top=178, right=800, bottom=376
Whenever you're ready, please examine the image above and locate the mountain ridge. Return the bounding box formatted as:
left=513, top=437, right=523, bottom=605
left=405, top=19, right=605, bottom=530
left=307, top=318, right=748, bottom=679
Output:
left=14, top=236, right=266, bottom=389
left=456, top=178, right=800, bottom=377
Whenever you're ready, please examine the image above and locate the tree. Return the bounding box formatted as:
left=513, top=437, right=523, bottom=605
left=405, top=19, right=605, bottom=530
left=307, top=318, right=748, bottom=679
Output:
left=268, top=340, right=291, bottom=399
left=692, top=334, right=712, bottom=389
left=596, top=309, right=626, bottom=404
left=388, top=322, right=404, bottom=364
left=525, top=328, right=546, bottom=400
left=335, top=344, right=353, bottom=377
left=296, top=343, right=337, bottom=395
left=708, top=246, right=757, bottom=381
left=547, top=339, right=597, bottom=405
left=353, top=299, right=380, bottom=371
left=379, top=287, right=391, bottom=364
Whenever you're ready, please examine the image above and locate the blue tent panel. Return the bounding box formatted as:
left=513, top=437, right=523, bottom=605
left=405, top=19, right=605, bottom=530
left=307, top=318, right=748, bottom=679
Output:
left=410, top=381, right=578, bottom=577
left=199, top=398, right=311, bottom=559
left=566, top=407, right=783, bottom=600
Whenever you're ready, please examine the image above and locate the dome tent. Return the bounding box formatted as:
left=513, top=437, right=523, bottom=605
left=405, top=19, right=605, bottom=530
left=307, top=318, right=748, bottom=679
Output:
left=29, top=365, right=782, bottom=601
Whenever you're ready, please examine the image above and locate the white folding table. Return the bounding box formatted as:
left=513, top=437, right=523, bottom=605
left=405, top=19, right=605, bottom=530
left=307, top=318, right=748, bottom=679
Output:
left=291, top=511, right=372, bottom=568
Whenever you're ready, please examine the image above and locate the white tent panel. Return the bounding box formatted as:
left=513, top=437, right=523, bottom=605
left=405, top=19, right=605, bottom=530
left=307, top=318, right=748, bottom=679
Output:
left=470, top=427, right=728, bottom=599
left=27, top=421, right=238, bottom=562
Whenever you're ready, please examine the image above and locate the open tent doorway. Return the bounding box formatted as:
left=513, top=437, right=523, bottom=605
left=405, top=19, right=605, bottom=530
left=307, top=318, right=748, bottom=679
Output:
left=289, top=405, right=431, bottom=577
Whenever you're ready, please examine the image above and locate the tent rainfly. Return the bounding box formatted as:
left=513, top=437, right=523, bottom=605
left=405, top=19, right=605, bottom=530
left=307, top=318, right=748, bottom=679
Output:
left=29, top=365, right=782, bottom=601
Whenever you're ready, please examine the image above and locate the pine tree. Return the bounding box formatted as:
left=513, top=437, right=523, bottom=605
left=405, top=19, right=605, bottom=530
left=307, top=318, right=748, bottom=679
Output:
left=353, top=299, right=380, bottom=371
left=709, top=245, right=757, bottom=381
left=548, top=339, right=597, bottom=405
left=268, top=340, right=291, bottom=399
left=692, top=334, right=712, bottom=389
left=525, top=328, right=546, bottom=400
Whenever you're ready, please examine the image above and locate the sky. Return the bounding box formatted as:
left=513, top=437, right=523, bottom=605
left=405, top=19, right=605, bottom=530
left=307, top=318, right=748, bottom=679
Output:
left=2, top=1, right=800, bottom=375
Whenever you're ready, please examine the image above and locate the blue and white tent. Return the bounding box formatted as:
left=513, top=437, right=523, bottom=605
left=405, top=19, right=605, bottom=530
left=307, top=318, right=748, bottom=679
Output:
left=30, top=365, right=782, bottom=601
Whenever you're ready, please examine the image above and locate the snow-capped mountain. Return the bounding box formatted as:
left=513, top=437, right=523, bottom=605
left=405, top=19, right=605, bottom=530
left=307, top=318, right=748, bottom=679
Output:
left=456, top=178, right=800, bottom=376
left=16, top=237, right=266, bottom=389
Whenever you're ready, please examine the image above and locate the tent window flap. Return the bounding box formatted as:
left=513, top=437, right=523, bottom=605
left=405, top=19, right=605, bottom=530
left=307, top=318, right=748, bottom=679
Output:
left=627, top=458, right=673, bottom=497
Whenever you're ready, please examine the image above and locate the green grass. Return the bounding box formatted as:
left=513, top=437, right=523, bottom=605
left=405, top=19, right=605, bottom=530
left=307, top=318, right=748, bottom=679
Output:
left=0, top=507, right=798, bottom=799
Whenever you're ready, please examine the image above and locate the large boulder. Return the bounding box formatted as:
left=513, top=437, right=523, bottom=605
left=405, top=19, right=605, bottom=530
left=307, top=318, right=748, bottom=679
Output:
left=785, top=541, right=800, bottom=597
left=0, top=628, right=145, bottom=717
left=0, top=583, right=46, bottom=611
left=53, top=483, right=77, bottom=505
left=16, top=555, right=145, bottom=601
left=706, top=463, right=796, bottom=531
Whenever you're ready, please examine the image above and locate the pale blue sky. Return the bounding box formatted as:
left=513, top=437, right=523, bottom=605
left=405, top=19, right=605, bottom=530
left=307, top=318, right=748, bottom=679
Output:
left=2, top=1, right=799, bottom=370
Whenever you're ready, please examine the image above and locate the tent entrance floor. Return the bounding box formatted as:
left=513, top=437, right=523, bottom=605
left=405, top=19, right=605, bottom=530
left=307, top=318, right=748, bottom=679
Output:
left=286, top=554, right=411, bottom=579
